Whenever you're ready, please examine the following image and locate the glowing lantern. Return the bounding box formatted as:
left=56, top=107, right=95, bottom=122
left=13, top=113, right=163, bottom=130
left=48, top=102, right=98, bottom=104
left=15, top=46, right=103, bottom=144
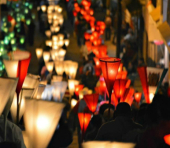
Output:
left=36, top=48, right=43, bottom=60
left=71, top=99, right=78, bottom=108
left=99, top=77, right=107, bottom=95
left=55, top=61, right=64, bottom=76
left=43, top=51, right=50, bottom=63
left=84, top=94, right=99, bottom=113
left=58, top=49, right=66, bottom=61
left=100, top=57, right=121, bottom=98
left=93, top=57, right=100, bottom=67
left=41, top=5, right=47, bottom=12
left=64, top=60, right=72, bottom=76
left=50, top=50, right=57, bottom=61
left=113, top=79, right=128, bottom=100
left=58, top=7, right=62, bottom=13
left=121, top=88, right=134, bottom=106
left=46, top=62, right=54, bottom=73
left=134, top=93, right=142, bottom=103
left=164, top=134, right=170, bottom=146
left=118, top=63, right=123, bottom=72
left=58, top=40, right=64, bottom=47
left=116, top=71, right=127, bottom=79
left=84, top=33, right=90, bottom=40
left=68, top=61, right=78, bottom=79
left=58, top=17, right=64, bottom=25
left=79, top=88, right=93, bottom=100
left=33, top=84, right=46, bottom=99
left=64, top=39, right=70, bottom=46
left=78, top=113, right=91, bottom=139
left=137, top=67, right=149, bottom=103
left=111, top=93, right=118, bottom=107
left=24, top=99, right=65, bottom=148
left=58, top=34, right=64, bottom=40
left=75, top=85, right=84, bottom=98
left=149, top=93, right=154, bottom=103
left=126, top=79, right=131, bottom=88
left=94, top=66, right=102, bottom=77
left=45, top=30, right=51, bottom=38
left=54, top=26, right=60, bottom=32
left=68, top=79, right=79, bottom=95
left=52, top=81, right=67, bottom=102
left=45, top=40, right=52, bottom=47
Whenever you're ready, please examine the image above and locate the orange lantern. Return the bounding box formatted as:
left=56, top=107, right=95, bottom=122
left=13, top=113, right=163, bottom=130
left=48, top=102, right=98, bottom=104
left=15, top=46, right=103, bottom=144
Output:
left=89, top=9, right=94, bottom=15
left=84, top=94, right=99, bottom=113
left=84, top=33, right=90, bottom=40
left=85, top=41, right=92, bottom=52
left=164, top=134, right=170, bottom=146
left=93, top=57, right=100, bottom=67
left=111, top=93, right=118, bottom=107
left=100, top=57, right=121, bottom=99
left=121, top=88, right=134, bottom=106
left=134, top=92, right=142, bottom=103
left=126, top=79, right=131, bottom=88
left=113, top=79, right=128, bottom=100
left=75, top=85, right=84, bottom=98
left=78, top=113, right=91, bottom=140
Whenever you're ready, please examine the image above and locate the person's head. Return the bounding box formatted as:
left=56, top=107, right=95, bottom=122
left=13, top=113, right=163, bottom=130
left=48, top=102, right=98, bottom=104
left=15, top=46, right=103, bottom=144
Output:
left=91, top=115, right=104, bottom=129
left=103, top=108, right=114, bottom=122
left=115, top=102, right=131, bottom=117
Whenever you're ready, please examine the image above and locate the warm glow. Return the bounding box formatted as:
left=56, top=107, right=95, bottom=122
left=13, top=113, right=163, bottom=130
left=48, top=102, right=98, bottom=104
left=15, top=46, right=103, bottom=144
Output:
left=52, top=35, right=58, bottom=41
left=46, top=62, right=54, bottom=73
left=43, top=52, right=50, bottom=63
left=164, top=134, right=170, bottom=146
left=45, top=40, right=52, bottom=47
left=58, top=7, right=62, bottom=13
left=45, top=30, right=51, bottom=38
left=36, top=48, right=43, bottom=59
left=58, top=40, right=64, bottom=47
left=58, top=49, right=66, bottom=61
left=68, top=61, right=78, bottom=79
left=64, top=39, right=70, bottom=46
left=149, top=93, right=154, bottom=103
left=71, top=99, right=78, bottom=108
left=68, top=79, right=79, bottom=95
left=3, top=60, right=18, bottom=77
left=54, top=26, right=60, bottom=32
left=134, top=93, right=142, bottom=103
left=41, top=5, right=46, bottom=12
left=58, top=34, right=64, bottom=40
left=55, top=61, right=64, bottom=76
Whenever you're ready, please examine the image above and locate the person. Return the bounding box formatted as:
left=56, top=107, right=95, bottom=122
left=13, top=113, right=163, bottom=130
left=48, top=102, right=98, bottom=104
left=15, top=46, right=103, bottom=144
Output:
left=95, top=102, right=142, bottom=141
left=0, top=115, right=26, bottom=148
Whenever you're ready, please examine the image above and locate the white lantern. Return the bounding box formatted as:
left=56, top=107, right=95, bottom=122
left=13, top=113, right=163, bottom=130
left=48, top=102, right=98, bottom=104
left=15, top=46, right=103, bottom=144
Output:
left=46, top=62, right=54, bottom=73
left=58, top=40, right=64, bottom=47
left=45, top=40, right=52, bottom=47
left=58, top=34, right=64, bottom=40
left=58, top=49, right=66, bottom=61
left=54, top=5, right=60, bottom=12
left=33, top=84, right=46, bottom=99
left=50, top=50, right=58, bottom=61
left=64, top=60, right=72, bottom=76
left=48, top=19, right=52, bottom=24
left=68, top=61, right=78, bottom=79
left=68, top=79, right=79, bottom=95
left=55, top=61, right=64, bottom=76
left=64, top=39, right=70, bottom=47
left=45, top=30, right=51, bottom=38
left=52, top=35, right=58, bottom=41
left=53, top=13, right=58, bottom=20
left=51, top=75, right=63, bottom=84
left=3, top=60, right=18, bottom=77
left=23, top=74, right=40, bottom=89
left=35, top=48, right=43, bottom=60
left=48, top=13, right=53, bottom=20
left=24, top=99, right=65, bottom=148
left=59, top=17, right=64, bottom=25
left=43, top=51, right=50, bottom=63
left=54, top=26, right=60, bottom=32
left=41, top=85, right=54, bottom=100
left=58, top=7, right=62, bottom=13
left=71, top=98, right=77, bottom=108
left=41, top=5, right=47, bottom=12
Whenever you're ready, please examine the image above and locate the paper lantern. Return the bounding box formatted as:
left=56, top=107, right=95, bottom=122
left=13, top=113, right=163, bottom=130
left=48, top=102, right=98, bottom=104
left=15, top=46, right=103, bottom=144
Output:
left=52, top=81, right=67, bottom=102
left=134, top=93, right=142, bottom=103
left=54, top=26, right=60, bottom=32
left=71, top=98, right=78, bottom=108
left=149, top=93, right=154, bottom=103
left=33, top=84, right=46, bottom=99
left=55, top=61, right=64, bottom=76
left=84, top=94, right=99, bottom=113
left=93, top=57, right=100, bottom=67
left=68, top=79, right=79, bottom=95
left=121, top=88, right=134, bottom=106
left=64, top=39, right=70, bottom=46
left=100, top=57, right=121, bottom=98
left=58, top=34, right=64, bottom=40
left=164, top=134, right=170, bottom=146
left=99, top=77, right=107, bottom=95
left=78, top=113, right=91, bottom=139
left=118, top=63, right=123, bottom=72
left=43, top=51, right=50, bottom=63
left=45, top=30, right=51, bottom=38
left=126, top=79, right=131, bottom=88
left=23, top=74, right=40, bottom=89
left=94, top=66, right=101, bottom=77
left=137, top=67, right=149, bottom=103
left=58, top=40, right=64, bottom=47
left=35, top=48, right=43, bottom=60
left=68, top=61, right=78, bottom=79
left=111, top=93, right=118, bottom=107
left=58, top=49, right=66, bottom=61
left=75, top=85, right=84, bottom=98
left=41, top=5, right=47, bottom=12
left=51, top=75, right=63, bottom=84
left=64, top=60, right=72, bottom=76
left=46, top=62, right=54, bottom=73
left=24, top=99, right=65, bottom=148
left=50, top=50, right=57, bottom=61
left=41, top=85, right=54, bottom=100
left=52, top=35, right=58, bottom=41
left=113, top=79, right=128, bottom=100
left=45, top=40, right=52, bottom=47
left=116, top=71, right=127, bottom=79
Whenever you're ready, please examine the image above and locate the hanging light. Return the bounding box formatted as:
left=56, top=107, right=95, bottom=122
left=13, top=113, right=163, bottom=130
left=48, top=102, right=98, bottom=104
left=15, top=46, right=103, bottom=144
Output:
left=57, top=7, right=62, bottom=13
left=55, top=61, right=64, bottom=76
left=33, top=84, right=46, bottom=99
left=64, top=39, right=70, bottom=47
left=24, top=99, right=65, bottom=148
left=51, top=75, right=63, bottom=83
left=134, top=92, right=142, bottom=103
left=78, top=113, right=91, bottom=140
left=50, top=50, right=57, bottom=61
left=58, top=34, right=64, bottom=40
left=121, top=88, right=134, bottom=106
left=36, top=48, right=43, bottom=60
left=75, top=85, right=84, bottom=98
left=54, top=26, right=60, bottom=32
left=84, top=94, right=99, bottom=113
left=46, top=62, right=54, bottom=73
left=43, top=51, right=50, bottom=63
left=41, top=5, right=47, bottom=12
left=71, top=98, right=78, bottom=108
left=68, top=61, right=78, bottom=79
left=58, top=40, right=64, bottom=47
left=68, top=79, right=79, bottom=95
left=45, top=40, right=52, bottom=47
left=52, top=35, right=58, bottom=41
left=45, top=30, right=51, bottom=38
left=58, top=49, right=66, bottom=61
left=64, top=60, right=72, bottom=76
left=93, top=57, right=100, bottom=67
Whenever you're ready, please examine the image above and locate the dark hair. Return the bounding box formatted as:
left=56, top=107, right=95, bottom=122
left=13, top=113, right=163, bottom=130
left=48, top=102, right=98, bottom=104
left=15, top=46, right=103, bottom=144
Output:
left=115, top=102, right=131, bottom=117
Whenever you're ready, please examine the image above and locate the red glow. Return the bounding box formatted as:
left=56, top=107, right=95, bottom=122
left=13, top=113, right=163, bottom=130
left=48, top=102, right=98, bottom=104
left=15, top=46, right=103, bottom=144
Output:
left=121, top=88, right=134, bottom=106
left=89, top=9, right=94, bottom=15
left=75, top=85, right=84, bottom=98
left=99, top=76, right=107, bottom=95
left=84, top=94, right=99, bottom=113
left=84, top=32, right=90, bottom=40
left=137, top=67, right=149, bottom=103
left=167, top=87, right=170, bottom=97
left=164, top=134, right=170, bottom=146
left=113, top=79, right=128, bottom=99
left=73, top=11, right=77, bottom=17
left=100, top=57, right=121, bottom=97
left=116, top=71, right=127, bottom=79
left=134, top=93, right=142, bottom=103
left=93, top=57, right=100, bottom=67
left=78, top=113, right=91, bottom=134
left=94, top=66, right=101, bottom=77
left=85, top=41, right=92, bottom=52
left=126, top=79, right=131, bottom=88
left=111, top=93, right=118, bottom=107
left=118, top=63, right=123, bottom=72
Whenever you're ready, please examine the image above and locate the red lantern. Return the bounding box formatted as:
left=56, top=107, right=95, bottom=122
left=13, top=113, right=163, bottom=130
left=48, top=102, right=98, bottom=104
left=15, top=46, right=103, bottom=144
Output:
left=167, top=87, right=170, bottom=97
left=89, top=9, right=94, bottom=15
left=121, top=88, right=134, bottom=106
left=84, top=94, right=99, bottom=113
left=75, top=85, right=84, bottom=98
left=85, top=41, right=92, bottom=52
left=84, top=32, right=90, bottom=40
left=100, top=57, right=121, bottom=98
left=99, top=76, right=107, bottom=95
left=94, top=66, right=101, bottom=77
left=78, top=113, right=91, bottom=138
left=126, top=79, right=131, bottom=88
left=93, top=57, right=100, bottom=67
left=73, top=11, right=77, bottom=17
left=164, top=134, right=170, bottom=146
left=116, top=71, right=127, bottom=79
left=134, top=92, right=142, bottom=103
left=113, top=79, right=128, bottom=100
left=74, top=3, right=79, bottom=8
left=92, top=31, right=99, bottom=39
left=137, top=67, right=149, bottom=103
left=118, top=63, right=123, bottom=72
left=111, top=92, right=118, bottom=107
